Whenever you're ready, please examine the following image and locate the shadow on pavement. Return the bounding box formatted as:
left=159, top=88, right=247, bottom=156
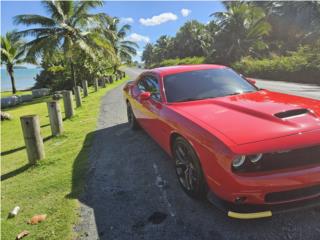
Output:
left=68, top=122, right=320, bottom=240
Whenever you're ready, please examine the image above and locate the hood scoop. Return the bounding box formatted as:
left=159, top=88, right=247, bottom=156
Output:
left=274, top=108, right=310, bottom=119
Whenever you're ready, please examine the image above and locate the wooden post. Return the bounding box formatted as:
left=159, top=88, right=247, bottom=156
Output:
left=82, top=80, right=88, bottom=97
left=47, top=101, right=63, bottom=136
left=74, top=86, right=82, bottom=107
left=20, top=115, right=45, bottom=164
left=62, top=91, right=74, bottom=118
left=94, top=79, right=99, bottom=92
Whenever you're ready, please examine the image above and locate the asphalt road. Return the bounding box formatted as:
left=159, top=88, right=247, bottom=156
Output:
left=76, top=67, right=320, bottom=240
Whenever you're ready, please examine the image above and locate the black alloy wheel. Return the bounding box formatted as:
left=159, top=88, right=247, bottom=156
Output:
left=173, top=136, right=207, bottom=198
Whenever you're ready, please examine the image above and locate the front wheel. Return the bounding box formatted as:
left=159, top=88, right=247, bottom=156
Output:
left=173, top=137, right=207, bottom=199
left=127, top=102, right=140, bottom=130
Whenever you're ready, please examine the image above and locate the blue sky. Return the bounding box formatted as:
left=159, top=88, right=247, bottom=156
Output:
left=1, top=1, right=224, bottom=63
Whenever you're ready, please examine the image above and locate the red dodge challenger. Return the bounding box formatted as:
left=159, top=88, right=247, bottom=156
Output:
left=123, top=65, right=320, bottom=219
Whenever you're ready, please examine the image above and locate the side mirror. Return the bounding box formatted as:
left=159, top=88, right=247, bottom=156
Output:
left=140, top=91, right=151, bottom=101
left=246, top=77, right=256, bottom=85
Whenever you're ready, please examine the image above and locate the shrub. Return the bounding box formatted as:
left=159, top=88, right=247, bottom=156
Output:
left=233, top=42, right=320, bottom=85
left=150, top=56, right=206, bottom=68
left=34, top=66, right=72, bottom=91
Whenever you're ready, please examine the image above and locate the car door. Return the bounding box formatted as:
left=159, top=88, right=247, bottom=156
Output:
left=129, top=75, right=149, bottom=129
left=136, top=74, right=164, bottom=136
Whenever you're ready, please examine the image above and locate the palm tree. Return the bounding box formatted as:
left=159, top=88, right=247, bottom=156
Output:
left=100, top=17, right=138, bottom=72
left=153, top=35, right=175, bottom=62
left=142, top=43, right=154, bottom=68
left=174, top=20, right=208, bottom=58
left=211, top=2, right=271, bottom=63
left=252, top=1, right=320, bottom=52
left=1, top=31, right=27, bottom=94
left=111, top=18, right=138, bottom=62
left=14, top=0, right=116, bottom=88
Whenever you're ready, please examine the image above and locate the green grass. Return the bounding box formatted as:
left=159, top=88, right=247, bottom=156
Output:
left=1, top=77, right=128, bottom=239
left=1, top=90, right=32, bottom=98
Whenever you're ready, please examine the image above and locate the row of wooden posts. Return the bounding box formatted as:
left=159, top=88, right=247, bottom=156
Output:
left=20, top=72, right=126, bottom=164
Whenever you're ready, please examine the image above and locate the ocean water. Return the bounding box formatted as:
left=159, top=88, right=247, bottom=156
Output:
left=1, top=68, right=42, bottom=91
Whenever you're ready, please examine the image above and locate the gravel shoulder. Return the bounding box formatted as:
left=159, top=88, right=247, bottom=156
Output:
left=75, top=68, right=320, bottom=240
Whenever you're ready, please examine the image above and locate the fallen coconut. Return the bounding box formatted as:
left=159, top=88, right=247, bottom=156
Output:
left=27, top=214, right=47, bottom=225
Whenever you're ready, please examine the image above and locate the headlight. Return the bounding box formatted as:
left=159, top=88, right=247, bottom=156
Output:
left=248, top=154, right=263, bottom=163
left=232, top=155, right=246, bottom=168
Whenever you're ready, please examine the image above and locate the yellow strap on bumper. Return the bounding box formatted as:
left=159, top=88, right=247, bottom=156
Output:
left=228, top=210, right=272, bottom=219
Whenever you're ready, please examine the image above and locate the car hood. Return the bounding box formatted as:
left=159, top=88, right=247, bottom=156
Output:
left=170, top=90, right=320, bottom=145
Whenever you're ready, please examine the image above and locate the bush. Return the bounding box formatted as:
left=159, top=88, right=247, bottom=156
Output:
left=150, top=56, right=206, bottom=68
left=34, top=51, right=115, bottom=91
left=232, top=43, right=320, bottom=85
left=34, top=66, right=72, bottom=91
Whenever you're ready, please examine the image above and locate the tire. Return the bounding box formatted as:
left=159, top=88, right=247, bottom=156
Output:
left=173, top=136, right=207, bottom=199
left=127, top=102, right=140, bottom=130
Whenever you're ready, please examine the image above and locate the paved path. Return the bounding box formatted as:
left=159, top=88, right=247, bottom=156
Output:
left=76, top=68, right=320, bottom=240
left=255, top=79, right=320, bottom=100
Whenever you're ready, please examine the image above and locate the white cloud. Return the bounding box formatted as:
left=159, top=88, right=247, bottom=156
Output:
left=126, top=33, right=150, bottom=44
left=120, top=17, right=134, bottom=24
left=181, top=8, right=191, bottom=17
left=139, top=12, right=178, bottom=26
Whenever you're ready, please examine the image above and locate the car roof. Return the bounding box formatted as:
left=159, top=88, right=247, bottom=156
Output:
left=150, top=64, right=227, bottom=76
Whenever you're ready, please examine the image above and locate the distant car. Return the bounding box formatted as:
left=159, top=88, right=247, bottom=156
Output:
left=123, top=64, right=320, bottom=219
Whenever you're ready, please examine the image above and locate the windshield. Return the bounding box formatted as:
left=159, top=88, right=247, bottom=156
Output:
left=164, top=68, right=258, bottom=103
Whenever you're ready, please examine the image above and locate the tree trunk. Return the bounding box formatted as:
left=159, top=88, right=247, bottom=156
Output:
left=7, top=65, right=17, bottom=94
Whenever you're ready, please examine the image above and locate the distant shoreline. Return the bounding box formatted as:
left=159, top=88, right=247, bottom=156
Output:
left=1, top=68, right=42, bottom=91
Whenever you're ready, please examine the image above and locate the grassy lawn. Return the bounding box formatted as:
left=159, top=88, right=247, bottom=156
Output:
left=1, top=90, right=32, bottom=98
left=1, top=77, right=127, bottom=239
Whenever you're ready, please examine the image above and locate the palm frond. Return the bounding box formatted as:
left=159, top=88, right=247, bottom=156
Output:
left=120, top=40, right=138, bottom=48
left=0, top=48, right=10, bottom=63
left=59, top=1, right=74, bottom=18
left=14, top=14, right=56, bottom=27
left=120, top=44, right=137, bottom=55
left=24, top=34, right=61, bottom=60
left=118, top=24, right=131, bottom=38
left=86, top=33, right=116, bottom=58
left=72, top=0, right=103, bottom=20
left=1, top=31, right=27, bottom=66
left=41, top=1, right=65, bottom=21
left=15, top=27, right=62, bottom=38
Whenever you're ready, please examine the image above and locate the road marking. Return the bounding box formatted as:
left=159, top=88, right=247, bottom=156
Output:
left=152, top=163, right=176, bottom=217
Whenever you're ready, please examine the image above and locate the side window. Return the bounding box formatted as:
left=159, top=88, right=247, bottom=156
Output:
left=138, top=75, right=161, bottom=101
left=137, top=78, right=147, bottom=92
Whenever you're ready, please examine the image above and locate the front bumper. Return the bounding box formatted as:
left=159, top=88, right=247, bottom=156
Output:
left=207, top=190, right=320, bottom=219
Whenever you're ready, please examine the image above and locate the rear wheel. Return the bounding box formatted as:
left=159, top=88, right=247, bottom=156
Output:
left=127, top=102, right=139, bottom=130
left=173, top=137, right=207, bottom=198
